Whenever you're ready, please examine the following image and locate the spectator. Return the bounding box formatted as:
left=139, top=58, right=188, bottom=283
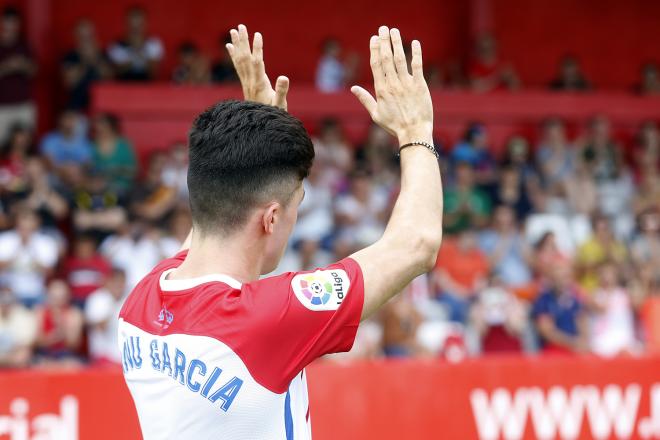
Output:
left=17, top=156, right=69, bottom=231
left=61, top=19, right=112, bottom=110
left=443, top=162, right=491, bottom=234
left=531, top=231, right=569, bottom=282
left=0, top=207, right=58, bottom=307
left=536, top=118, right=576, bottom=214
left=0, top=285, right=36, bottom=367
left=129, top=152, right=178, bottom=225
left=432, top=230, right=490, bottom=323
left=71, top=172, right=127, bottom=241
left=468, top=33, right=519, bottom=92
left=478, top=205, right=533, bottom=289
left=381, top=293, right=425, bottom=357
left=355, top=124, right=398, bottom=190
left=108, top=6, right=163, bottom=81
left=576, top=214, right=628, bottom=293
left=0, top=122, right=32, bottom=191
left=160, top=142, right=189, bottom=201
left=637, top=62, right=660, bottom=96
left=549, top=55, right=591, bottom=92
left=469, top=281, right=529, bottom=354
left=578, top=115, right=623, bottom=183
left=61, top=234, right=111, bottom=308
left=315, top=38, right=356, bottom=92
left=312, top=118, right=353, bottom=193
left=588, top=261, right=637, bottom=357
left=158, top=208, right=192, bottom=258
left=0, top=7, right=36, bottom=141
left=34, top=279, right=83, bottom=365
left=532, top=262, right=588, bottom=354
left=450, top=123, right=497, bottom=187
left=172, top=41, right=210, bottom=85
left=211, top=34, right=238, bottom=83
left=39, top=110, right=92, bottom=171
left=631, top=120, right=660, bottom=185
left=91, top=113, right=137, bottom=195
left=84, top=268, right=127, bottom=366
left=334, top=169, right=389, bottom=257
left=492, top=166, right=535, bottom=221
left=290, top=162, right=334, bottom=269
left=630, top=208, right=660, bottom=274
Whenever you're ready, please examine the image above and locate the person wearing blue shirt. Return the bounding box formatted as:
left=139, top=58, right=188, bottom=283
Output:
left=40, top=110, right=92, bottom=167
left=531, top=262, right=588, bottom=354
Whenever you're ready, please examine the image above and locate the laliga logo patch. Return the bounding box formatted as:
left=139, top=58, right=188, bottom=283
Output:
left=292, top=269, right=350, bottom=311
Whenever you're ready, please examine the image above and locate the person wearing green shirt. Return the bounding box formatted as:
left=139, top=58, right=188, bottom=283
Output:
left=443, top=161, right=492, bottom=234
left=91, top=113, right=137, bottom=194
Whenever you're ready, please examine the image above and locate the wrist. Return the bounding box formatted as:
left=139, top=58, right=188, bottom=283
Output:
left=397, top=124, right=434, bottom=146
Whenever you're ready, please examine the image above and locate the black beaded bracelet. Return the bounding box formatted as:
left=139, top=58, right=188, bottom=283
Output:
left=398, top=141, right=439, bottom=159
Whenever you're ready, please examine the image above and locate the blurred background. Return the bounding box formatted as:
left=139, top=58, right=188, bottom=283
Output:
left=0, top=0, right=658, bottom=439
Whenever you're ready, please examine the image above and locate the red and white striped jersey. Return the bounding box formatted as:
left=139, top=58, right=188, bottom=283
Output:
left=118, top=250, right=364, bottom=440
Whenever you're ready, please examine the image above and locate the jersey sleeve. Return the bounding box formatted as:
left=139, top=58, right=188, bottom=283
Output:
left=239, top=257, right=364, bottom=393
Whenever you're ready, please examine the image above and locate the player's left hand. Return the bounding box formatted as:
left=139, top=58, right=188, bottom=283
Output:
left=226, top=24, right=289, bottom=110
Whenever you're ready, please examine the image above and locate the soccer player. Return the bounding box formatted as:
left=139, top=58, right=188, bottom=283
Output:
left=118, top=24, right=442, bottom=439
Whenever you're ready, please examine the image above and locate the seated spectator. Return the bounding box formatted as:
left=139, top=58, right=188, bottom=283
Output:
left=34, top=279, right=83, bottom=365
left=536, top=118, right=575, bottom=189
left=549, top=55, right=591, bottom=92
left=637, top=62, right=660, bottom=96
left=61, top=234, right=111, bottom=308
left=0, top=285, right=36, bottom=367
left=0, top=6, right=36, bottom=142
left=469, top=280, right=528, bottom=354
left=334, top=169, right=388, bottom=257
left=211, top=34, right=238, bottom=83
left=290, top=162, right=334, bottom=269
left=479, top=205, right=533, bottom=289
left=100, top=220, right=166, bottom=289
left=578, top=115, right=623, bottom=183
left=576, top=214, right=628, bottom=293
left=91, top=112, right=137, bottom=195
left=312, top=118, right=353, bottom=193
left=355, top=124, right=398, bottom=190
left=0, top=122, right=32, bottom=191
left=588, top=261, right=637, bottom=357
left=530, top=231, right=570, bottom=282
left=160, top=142, right=189, bottom=201
left=381, top=292, right=425, bottom=358
left=468, top=33, right=519, bottom=92
left=39, top=110, right=92, bottom=170
left=315, top=38, right=357, bottom=92
left=630, top=208, right=660, bottom=273
left=491, top=166, right=535, bottom=221
left=443, top=162, right=491, bottom=234
left=532, top=262, right=588, bottom=354
left=172, top=41, right=210, bottom=85
left=450, top=122, right=497, bottom=187
left=631, top=120, right=659, bottom=184
left=0, top=207, right=58, bottom=307
left=84, top=268, right=127, bottom=366
left=61, top=19, right=112, bottom=110
left=72, top=173, right=127, bottom=242
left=108, top=6, right=163, bottom=81
left=129, top=152, right=178, bottom=225
left=157, top=208, right=193, bottom=258
left=432, top=230, right=490, bottom=323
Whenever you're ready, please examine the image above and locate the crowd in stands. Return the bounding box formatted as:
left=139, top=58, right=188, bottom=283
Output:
left=0, top=6, right=659, bottom=367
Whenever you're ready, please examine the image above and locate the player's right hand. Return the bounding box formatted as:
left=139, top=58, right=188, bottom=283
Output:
left=351, top=26, right=433, bottom=145
left=226, top=24, right=289, bottom=110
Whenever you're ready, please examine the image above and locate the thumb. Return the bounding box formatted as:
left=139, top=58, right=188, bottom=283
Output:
left=351, top=85, right=377, bottom=117
left=273, top=76, right=289, bottom=110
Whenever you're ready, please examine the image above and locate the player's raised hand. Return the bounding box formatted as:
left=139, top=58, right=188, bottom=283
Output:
left=351, top=26, right=433, bottom=145
left=226, top=24, right=289, bottom=110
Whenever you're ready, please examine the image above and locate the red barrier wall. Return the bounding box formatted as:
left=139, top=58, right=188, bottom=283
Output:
left=1, top=356, right=659, bottom=440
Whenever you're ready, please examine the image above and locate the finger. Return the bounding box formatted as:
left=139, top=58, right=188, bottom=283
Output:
left=411, top=40, right=424, bottom=79
left=390, top=28, right=409, bottom=78
left=229, top=28, right=240, bottom=49
left=274, top=76, right=290, bottom=109
left=253, top=32, right=263, bottom=62
left=237, top=24, right=250, bottom=52
left=369, top=35, right=384, bottom=93
left=351, top=85, right=377, bottom=116
left=378, top=26, right=396, bottom=81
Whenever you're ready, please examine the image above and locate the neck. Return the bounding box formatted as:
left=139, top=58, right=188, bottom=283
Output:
left=171, top=229, right=265, bottom=284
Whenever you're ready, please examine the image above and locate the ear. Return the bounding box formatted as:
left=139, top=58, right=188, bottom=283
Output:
left=261, top=202, right=281, bottom=235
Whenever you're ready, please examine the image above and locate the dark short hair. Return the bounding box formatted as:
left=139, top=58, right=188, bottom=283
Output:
left=187, top=100, right=314, bottom=235
left=2, top=6, right=20, bottom=20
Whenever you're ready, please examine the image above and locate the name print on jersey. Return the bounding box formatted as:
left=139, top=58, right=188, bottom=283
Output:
left=122, top=336, right=244, bottom=412
left=291, top=269, right=351, bottom=311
